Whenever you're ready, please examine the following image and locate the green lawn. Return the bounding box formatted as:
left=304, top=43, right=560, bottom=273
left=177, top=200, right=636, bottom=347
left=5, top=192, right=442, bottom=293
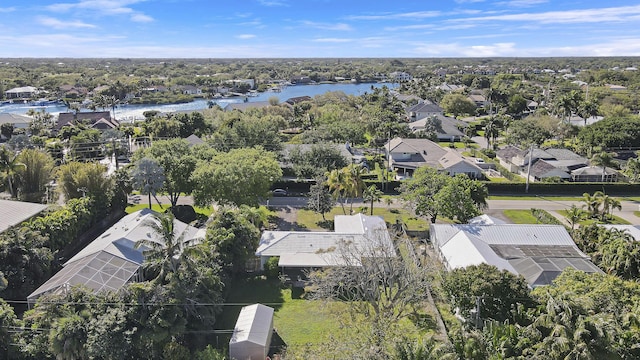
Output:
left=635, top=211, right=640, bottom=218
left=502, top=209, right=540, bottom=224
left=125, top=203, right=215, bottom=217
left=217, top=276, right=431, bottom=356
left=556, top=210, right=631, bottom=225
left=488, top=195, right=584, bottom=201
left=215, top=276, right=348, bottom=348
left=296, top=206, right=430, bottom=231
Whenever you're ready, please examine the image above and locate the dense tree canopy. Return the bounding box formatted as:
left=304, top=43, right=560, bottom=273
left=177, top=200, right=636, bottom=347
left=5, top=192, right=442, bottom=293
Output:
left=191, top=147, right=282, bottom=207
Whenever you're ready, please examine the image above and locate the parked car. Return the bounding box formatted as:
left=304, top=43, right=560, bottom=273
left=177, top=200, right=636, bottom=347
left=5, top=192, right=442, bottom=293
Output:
left=272, top=189, right=288, bottom=197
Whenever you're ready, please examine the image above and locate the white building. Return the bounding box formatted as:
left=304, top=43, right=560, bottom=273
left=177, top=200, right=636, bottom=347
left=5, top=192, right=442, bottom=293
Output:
left=229, top=304, right=275, bottom=360
left=430, top=221, right=603, bottom=287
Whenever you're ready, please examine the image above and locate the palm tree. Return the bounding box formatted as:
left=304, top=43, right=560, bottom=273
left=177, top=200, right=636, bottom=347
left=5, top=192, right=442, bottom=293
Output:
left=581, top=192, right=601, bottom=218
left=326, top=168, right=348, bottom=215
left=362, top=185, right=383, bottom=216
left=565, top=205, right=586, bottom=233
left=590, top=151, right=617, bottom=182
left=623, top=152, right=640, bottom=183
left=135, top=212, right=200, bottom=284
left=0, top=145, right=25, bottom=198
left=344, top=164, right=366, bottom=213
left=131, top=157, right=165, bottom=209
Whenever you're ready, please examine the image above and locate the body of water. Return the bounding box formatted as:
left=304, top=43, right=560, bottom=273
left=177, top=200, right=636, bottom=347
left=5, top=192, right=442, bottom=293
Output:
left=0, top=82, right=395, bottom=121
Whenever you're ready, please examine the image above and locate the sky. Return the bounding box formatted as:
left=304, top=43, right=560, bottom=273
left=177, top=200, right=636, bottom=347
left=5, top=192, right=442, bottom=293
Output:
left=1, top=0, right=640, bottom=58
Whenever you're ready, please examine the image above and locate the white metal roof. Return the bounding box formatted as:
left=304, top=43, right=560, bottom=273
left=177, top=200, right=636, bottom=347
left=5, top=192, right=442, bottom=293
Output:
left=230, top=303, right=274, bottom=346
left=257, top=214, right=395, bottom=266
left=440, top=231, right=516, bottom=273
left=0, top=199, right=48, bottom=233
left=431, top=224, right=577, bottom=249
left=431, top=223, right=599, bottom=287
left=601, top=225, right=640, bottom=241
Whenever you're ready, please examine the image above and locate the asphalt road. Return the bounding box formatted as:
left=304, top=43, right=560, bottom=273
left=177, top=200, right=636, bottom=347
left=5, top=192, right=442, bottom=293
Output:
left=150, top=194, right=640, bottom=224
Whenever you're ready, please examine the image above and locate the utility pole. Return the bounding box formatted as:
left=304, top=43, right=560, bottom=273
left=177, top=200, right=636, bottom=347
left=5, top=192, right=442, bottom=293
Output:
left=525, top=143, right=534, bottom=193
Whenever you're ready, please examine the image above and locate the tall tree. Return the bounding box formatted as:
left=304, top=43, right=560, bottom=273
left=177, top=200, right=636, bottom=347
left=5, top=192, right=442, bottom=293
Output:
left=440, top=93, right=477, bottom=118
left=590, top=151, right=617, bottom=182
left=15, top=148, right=55, bottom=203
left=191, top=147, right=282, bottom=207
left=307, top=180, right=334, bottom=221
left=398, top=167, right=449, bottom=223
left=135, top=139, right=196, bottom=208
left=205, top=207, right=260, bottom=276
left=0, top=145, right=25, bottom=198
left=131, top=157, right=166, bottom=209
left=135, top=212, right=200, bottom=284
left=362, top=184, right=383, bottom=216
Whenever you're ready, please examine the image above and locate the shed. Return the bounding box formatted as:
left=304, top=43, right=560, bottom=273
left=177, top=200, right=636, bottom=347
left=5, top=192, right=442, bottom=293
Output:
left=229, top=304, right=274, bottom=360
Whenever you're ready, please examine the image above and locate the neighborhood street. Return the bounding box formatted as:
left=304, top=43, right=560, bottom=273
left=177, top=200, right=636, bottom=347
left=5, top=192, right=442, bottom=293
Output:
left=152, top=194, right=639, bottom=225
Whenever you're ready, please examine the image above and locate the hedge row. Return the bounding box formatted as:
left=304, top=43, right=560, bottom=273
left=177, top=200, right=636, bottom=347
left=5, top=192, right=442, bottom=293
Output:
left=484, top=182, right=640, bottom=196
left=274, top=178, right=640, bottom=196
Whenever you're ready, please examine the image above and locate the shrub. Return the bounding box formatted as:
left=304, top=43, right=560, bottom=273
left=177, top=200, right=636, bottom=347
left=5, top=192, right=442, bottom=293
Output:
left=264, top=257, right=280, bottom=279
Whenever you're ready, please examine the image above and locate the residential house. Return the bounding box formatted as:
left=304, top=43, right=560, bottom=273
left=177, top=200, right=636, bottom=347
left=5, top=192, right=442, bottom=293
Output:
left=0, top=113, right=33, bottom=132
left=437, top=83, right=465, bottom=92
left=284, top=96, right=312, bottom=107
left=5, top=86, right=39, bottom=99
left=290, top=76, right=312, bottom=84
left=406, top=101, right=444, bottom=119
left=55, top=111, right=118, bottom=130
left=408, top=114, right=467, bottom=142
left=255, top=214, right=395, bottom=280
left=0, top=199, right=48, bottom=234
left=430, top=222, right=603, bottom=288
left=389, top=71, right=413, bottom=82
left=496, top=146, right=590, bottom=182
left=385, top=137, right=483, bottom=179
left=59, top=85, right=88, bottom=99
left=184, top=134, right=205, bottom=147
left=467, top=92, right=488, bottom=108
left=571, top=166, right=619, bottom=182
left=223, top=101, right=272, bottom=112
left=179, top=85, right=202, bottom=95
left=27, top=209, right=202, bottom=302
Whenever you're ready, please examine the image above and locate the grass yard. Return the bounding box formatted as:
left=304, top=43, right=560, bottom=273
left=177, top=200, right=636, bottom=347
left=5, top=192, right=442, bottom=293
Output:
left=488, top=195, right=584, bottom=201
left=502, top=209, right=540, bottom=224
left=635, top=211, right=640, bottom=218
left=125, top=203, right=215, bottom=217
left=215, top=276, right=348, bottom=348
left=217, top=276, right=432, bottom=356
left=556, top=210, right=631, bottom=225
left=297, top=206, right=430, bottom=231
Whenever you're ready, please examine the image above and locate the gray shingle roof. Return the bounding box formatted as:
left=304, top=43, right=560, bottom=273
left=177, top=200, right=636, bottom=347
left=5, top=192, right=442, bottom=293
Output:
left=0, top=199, right=48, bottom=233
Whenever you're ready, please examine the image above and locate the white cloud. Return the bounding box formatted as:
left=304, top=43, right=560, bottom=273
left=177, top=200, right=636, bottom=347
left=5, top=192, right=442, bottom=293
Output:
left=455, top=5, right=640, bottom=24
left=312, top=38, right=353, bottom=43
left=37, top=16, right=97, bottom=29
left=236, top=34, right=256, bottom=39
left=257, top=0, right=288, bottom=6
left=0, top=7, right=16, bottom=13
left=499, top=0, right=548, bottom=7
left=302, top=21, right=352, bottom=31
left=346, top=11, right=441, bottom=21
left=46, top=0, right=153, bottom=22
left=130, top=13, right=153, bottom=22
left=384, top=24, right=434, bottom=31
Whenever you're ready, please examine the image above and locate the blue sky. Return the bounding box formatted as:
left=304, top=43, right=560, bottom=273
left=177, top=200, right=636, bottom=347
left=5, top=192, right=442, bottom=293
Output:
left=1, top=0, right=640, bottom=58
